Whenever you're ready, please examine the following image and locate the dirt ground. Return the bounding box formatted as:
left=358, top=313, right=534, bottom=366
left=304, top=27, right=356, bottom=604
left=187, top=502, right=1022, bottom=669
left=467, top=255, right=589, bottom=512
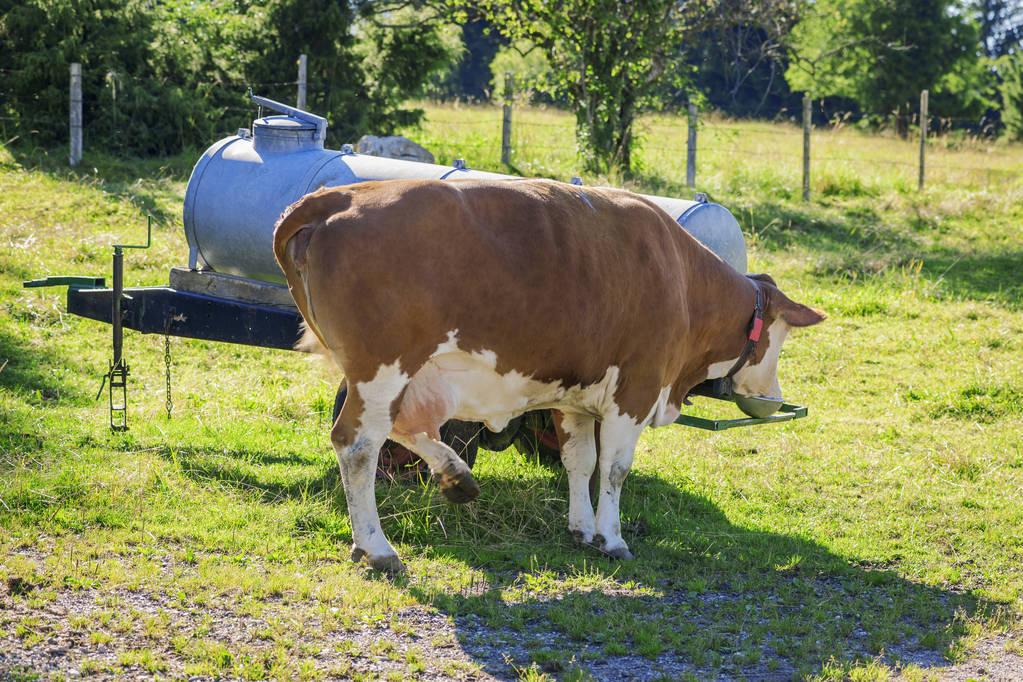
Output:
left=3, top=578, right=1022, bottom=681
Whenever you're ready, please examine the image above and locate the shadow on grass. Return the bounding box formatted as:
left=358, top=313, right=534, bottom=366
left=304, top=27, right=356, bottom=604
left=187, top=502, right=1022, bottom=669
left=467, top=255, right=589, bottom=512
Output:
left=405, top=470, right=989, bottom=679
left=705, top=194, right=1021, bottom=308
left=0, top=324, right=92, bottom=406
left=747, top=202, right=1023, bottom=306
left=743, top=201, right=914, bottom=256
left=630, top=169, right=1022, bottom=308
left=167, top=441, right=991, bottom=679
left=921, top=249, right=1023, bottom=307
left=162, top=443, right=341, bottom=503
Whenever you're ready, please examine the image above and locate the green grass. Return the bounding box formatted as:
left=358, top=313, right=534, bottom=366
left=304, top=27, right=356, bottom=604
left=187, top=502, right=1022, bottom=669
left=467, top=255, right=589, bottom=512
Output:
left=2, top=103, right=1023, bottom=680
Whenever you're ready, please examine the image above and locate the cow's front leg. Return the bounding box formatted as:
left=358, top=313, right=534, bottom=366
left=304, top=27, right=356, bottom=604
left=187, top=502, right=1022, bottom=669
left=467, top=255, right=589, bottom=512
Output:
left=332, top=382, right=404, bottom=574
left=593, top=413, right=643, bottom=560
left=554, top=412, right=598, bottom=545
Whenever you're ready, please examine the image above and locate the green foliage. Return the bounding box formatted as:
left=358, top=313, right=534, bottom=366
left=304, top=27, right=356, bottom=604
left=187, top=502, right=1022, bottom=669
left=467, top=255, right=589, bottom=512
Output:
left=786, top=0, right=983, bottom=124
left=0, top=0, right=256, bottom=155
left=429, top=20, right=506, bottom=101
left=489, top=41, right=552, bottom=101
left=353, top=7, right=464, bottom=138
left=247, top=1, right=460, bottom=145
left=931, top=52, right=999, bottom=124
left=979, top=0, right=1023, bottom=58
left=241, top=0, right=360, bottom=148
left=684, top=0, right=803, bottom=118
left=0, top=0, right=460, bottom=155
left=474, top=0, right=705, bottom=174
left=999, top=52, right=1023, bottom=140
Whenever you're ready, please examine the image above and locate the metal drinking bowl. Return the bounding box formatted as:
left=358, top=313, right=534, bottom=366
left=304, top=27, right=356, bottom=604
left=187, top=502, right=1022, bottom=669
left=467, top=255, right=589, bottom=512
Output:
left=733, top=393, right=784, bottom=418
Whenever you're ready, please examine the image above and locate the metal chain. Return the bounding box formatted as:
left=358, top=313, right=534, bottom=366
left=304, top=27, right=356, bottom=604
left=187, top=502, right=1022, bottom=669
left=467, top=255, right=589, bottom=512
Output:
left=164, top=334, right=173, bottom=419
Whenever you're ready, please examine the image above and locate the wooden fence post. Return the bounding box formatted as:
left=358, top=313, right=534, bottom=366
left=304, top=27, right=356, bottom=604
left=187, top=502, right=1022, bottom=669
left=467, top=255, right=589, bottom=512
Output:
left=686, top=102, right=697, bottom=188
left=297, top=54, right=307, bottom=109
left=70, top=63, right=82, bottom=166
left=918, top=89, right=928, bottom=191
left=802, top=95, right=811, bottom=201
left=501, top=72, right=514, bottom=165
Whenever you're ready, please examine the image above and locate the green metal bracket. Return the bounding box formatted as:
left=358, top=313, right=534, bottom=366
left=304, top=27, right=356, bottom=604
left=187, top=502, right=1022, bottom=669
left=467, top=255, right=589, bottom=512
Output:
left=674, top=402, right=808, bottom=431
left=114, top=215, right=153, bottom=251
left=23, top=275, right=106, bottom=290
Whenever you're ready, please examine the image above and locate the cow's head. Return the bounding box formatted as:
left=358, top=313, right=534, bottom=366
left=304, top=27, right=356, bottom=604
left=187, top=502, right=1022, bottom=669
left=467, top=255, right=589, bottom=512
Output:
left=728, top=274, right=825, bottom=410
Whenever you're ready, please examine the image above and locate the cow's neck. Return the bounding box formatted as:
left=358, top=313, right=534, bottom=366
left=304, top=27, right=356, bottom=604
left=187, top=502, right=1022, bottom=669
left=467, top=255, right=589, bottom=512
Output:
left=671, top=257, right=762, bottom=403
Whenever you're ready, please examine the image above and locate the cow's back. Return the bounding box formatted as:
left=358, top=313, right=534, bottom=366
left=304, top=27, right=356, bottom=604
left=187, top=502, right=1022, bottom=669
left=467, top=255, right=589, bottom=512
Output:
left=278, top=179, right=728, bottom=414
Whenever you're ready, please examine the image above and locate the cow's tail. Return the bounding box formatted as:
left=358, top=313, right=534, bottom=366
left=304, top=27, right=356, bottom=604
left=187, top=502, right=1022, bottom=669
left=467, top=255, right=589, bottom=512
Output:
left=272, top=188, right=353, bottom=358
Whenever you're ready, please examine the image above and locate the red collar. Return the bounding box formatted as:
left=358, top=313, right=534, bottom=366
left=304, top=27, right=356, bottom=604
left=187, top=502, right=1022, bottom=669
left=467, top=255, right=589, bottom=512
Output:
left=724, top=280, right=764, bottom=380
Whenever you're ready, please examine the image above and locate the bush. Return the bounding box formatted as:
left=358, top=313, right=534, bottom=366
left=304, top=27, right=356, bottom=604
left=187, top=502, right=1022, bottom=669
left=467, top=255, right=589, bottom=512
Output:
left=999, top=53, right=1023, bottom=141
left=0, top=0, right=252, bottom=155
left=0, top=0, right=460, bottom=156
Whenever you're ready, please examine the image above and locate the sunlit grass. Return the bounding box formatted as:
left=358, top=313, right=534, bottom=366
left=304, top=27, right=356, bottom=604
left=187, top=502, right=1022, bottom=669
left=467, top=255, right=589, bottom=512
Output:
left=407, top=101, right=1023, bottom=195
left=2, top=103, right=1022, bottom=678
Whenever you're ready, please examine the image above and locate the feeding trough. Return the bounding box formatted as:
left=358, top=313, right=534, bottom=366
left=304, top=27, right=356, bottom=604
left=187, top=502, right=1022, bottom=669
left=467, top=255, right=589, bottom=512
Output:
left=24, top=94, right=806, bottom=452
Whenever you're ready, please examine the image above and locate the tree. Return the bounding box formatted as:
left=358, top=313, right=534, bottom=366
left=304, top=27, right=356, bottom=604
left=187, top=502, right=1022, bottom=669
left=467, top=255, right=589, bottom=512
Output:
left=468, top=0, right=710, bottom=175
left=0, top=0, right=459, bottom=155
left=786, top=0, right=978, bottom=133
left=687, top=0, right=804, bottom=117
left=430, top=19, right=508, bottom=101
left=977, top=1, right=1023, bottom=138
left=999, top=52, right=1023, bottom=138
left=978, top=0, right=1023, bottom=57
left=245, top=0, right=460, bottom=145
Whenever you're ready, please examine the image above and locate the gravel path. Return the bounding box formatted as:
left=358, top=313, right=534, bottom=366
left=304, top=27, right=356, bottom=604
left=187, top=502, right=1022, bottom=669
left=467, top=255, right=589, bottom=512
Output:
left=2, top=577, right=1021, bottom=680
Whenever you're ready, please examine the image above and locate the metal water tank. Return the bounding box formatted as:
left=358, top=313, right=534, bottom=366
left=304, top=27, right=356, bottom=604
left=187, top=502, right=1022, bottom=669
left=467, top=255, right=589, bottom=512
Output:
left=183, top=96, right=747, bottom=285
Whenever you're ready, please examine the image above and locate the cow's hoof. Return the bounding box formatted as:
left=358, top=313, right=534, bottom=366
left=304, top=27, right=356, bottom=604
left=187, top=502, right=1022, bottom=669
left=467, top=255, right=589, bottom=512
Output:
left=604, top=545, right=635, bottom=561
left=351, top=546, right=406, bottom=575
left=435, top=464, right=480, bottom=504
left=593, top=534, right=634, bottom=561
left=571, top=528, right=594, bottom=546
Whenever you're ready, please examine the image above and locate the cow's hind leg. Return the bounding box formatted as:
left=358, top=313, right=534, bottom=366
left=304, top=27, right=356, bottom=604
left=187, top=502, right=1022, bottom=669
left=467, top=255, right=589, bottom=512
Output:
left=332, top=363, right=408, bottom=574
left=593, top=412, right=644, bottom=560
left=390, top=432, right=481, bottom=503
left=390, top=372, right=480, bottom=503
left=554, top=412, right=598, bottom=545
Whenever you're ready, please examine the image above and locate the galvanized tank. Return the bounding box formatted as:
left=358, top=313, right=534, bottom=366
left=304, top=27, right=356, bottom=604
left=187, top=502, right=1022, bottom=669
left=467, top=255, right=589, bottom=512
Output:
left=183, top=96, right=747, bottom=285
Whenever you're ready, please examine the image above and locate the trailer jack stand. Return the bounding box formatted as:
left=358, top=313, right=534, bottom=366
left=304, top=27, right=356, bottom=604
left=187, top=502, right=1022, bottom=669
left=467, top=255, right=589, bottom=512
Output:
left=97, top=360, right=130, bottom=431
left=96, top=217, right=152, bottom=432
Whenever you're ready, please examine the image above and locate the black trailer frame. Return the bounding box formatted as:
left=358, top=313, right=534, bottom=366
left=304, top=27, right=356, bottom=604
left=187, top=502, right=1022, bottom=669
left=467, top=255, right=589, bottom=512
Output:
left=24, top=221, right=807, bottom=438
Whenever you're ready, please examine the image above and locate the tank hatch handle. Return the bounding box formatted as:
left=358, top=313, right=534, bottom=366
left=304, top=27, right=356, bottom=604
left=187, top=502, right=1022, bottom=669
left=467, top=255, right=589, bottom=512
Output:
left=250, top=93, right=327, bottom=142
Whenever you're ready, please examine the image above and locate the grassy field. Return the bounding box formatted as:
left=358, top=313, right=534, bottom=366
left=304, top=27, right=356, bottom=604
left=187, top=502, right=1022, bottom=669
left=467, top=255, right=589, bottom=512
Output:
left=2, top=102, right=1023, bottom=680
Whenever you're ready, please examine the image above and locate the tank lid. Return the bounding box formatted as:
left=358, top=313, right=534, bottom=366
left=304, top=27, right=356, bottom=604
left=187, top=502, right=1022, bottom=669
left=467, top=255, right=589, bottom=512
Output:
left=247, top=94, right=328, bottom=147
left=253, top=115, right=317, bottom=131
left=251, top=113, right=324, bottom=153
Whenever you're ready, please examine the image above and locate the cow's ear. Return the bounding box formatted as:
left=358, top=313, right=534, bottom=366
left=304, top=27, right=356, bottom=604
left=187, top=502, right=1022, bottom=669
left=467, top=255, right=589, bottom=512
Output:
left=755, top=274, right=825, bottom=326
left=748, top=273, right=777, bottom=287
left=778, top=297, right=826, bottom=327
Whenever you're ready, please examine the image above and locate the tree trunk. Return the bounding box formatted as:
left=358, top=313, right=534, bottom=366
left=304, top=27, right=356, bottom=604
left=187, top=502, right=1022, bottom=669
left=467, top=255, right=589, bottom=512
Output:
left=616, top=86, right=636, bottom=175
left=895, top=104, right=909, bottom=139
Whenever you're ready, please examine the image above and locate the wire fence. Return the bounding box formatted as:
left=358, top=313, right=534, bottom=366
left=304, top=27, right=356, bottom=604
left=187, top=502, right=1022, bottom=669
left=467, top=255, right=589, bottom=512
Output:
left=7, top=60, right=1022, bottom=196
left=412, top=96, right=1023, bottom=197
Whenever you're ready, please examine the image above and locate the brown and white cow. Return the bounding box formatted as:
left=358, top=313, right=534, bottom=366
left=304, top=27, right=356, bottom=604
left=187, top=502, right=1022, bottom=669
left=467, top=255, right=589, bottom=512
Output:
left=274, top=179, right=823, bottom=573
